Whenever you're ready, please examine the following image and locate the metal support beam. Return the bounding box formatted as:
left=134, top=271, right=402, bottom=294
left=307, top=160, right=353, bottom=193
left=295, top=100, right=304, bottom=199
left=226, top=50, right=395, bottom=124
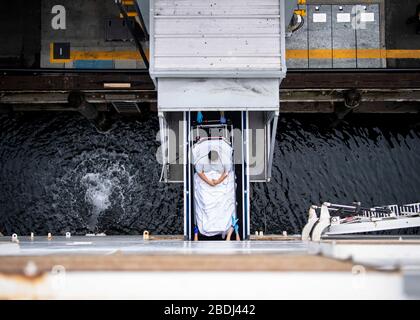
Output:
left=133, top=0, right=149, bottom=41
left=267, top=111, right=279, bottom=181
left=326, top=217, right=420, bottom=235
left=302, top=202, right=420, bottom=241
left=301, top=206, right=319, bottom=241
left=115, top=0, right=149, bottom=69
left=311, top=203, right=332, bottom=242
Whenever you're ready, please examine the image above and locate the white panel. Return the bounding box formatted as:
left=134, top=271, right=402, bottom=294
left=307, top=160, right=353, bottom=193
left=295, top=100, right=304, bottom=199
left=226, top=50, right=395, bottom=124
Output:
left=155, top=38, right=281, bottom=56
left=150, top=0, right=286, bottom=79
left=337, top=13, right=351, bottom=23
left=154, top=0, right=281, bottom=16
left=155, top=57, right=281, bottom=70
left=313, top=13, right=327, bottom=23
left=154, top=18, right=280, bottom=35
left=158, top=78, right=280, bottom=111
left=361, top=12, right=375, bottom=22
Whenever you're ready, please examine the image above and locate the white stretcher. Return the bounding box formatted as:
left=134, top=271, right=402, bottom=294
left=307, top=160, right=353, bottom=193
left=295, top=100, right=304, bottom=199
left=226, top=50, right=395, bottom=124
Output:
left=192, top=139, right=236, bottom=237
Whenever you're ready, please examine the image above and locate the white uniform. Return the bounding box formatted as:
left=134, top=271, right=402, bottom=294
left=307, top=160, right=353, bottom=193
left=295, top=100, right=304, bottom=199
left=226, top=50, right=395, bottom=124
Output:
left=192, top=142, right=236, bottom=237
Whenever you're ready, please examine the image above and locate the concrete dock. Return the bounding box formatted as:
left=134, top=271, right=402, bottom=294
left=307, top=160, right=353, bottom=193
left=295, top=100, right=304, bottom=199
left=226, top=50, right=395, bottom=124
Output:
left=0, top=235, right=420, bottom=299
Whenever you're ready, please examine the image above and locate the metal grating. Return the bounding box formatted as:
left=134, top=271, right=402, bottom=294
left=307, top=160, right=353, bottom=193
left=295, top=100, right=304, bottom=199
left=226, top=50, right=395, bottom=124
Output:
left=112, top=101, right=141, bottom=113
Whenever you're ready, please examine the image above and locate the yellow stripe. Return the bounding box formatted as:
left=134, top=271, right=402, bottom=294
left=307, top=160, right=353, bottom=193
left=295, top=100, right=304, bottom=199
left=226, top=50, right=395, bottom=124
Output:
left=50, top=45, right=150, bottom=64
left=71, top=50, right=141, bottom=60
left=309, top=49, right=333, bottom=59
left=357, top=49, right=387, bottom=59
left=287, top=49, right=420, bottom=59
left=286, top=49, right=308, bottom=59
left=49, top=46, right=420, bottom=65
left=119, top=12, right=138, bottom=18
left=386, top=50, right=420, bottom=59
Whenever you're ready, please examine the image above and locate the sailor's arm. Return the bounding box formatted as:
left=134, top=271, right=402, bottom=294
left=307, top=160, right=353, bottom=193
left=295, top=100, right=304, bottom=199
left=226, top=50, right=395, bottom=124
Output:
left=213, top=171, right=228, bottom=185
left=198, top=171, right=215, bottom=186
left=215, top=163, right=231, bottom=184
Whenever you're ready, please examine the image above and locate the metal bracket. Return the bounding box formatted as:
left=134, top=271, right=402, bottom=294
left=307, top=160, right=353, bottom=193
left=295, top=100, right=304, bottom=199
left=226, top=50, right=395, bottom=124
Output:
left=301, top=205, right=319, bottom=241
left=267, top=111, right=279, bottom=181
left=311, top=203, right=332, bottom=241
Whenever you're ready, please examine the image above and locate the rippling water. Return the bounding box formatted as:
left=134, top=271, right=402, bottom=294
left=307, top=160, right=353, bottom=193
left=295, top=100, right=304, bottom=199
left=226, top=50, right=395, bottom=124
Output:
left=0, top=112, right=419, bottom=236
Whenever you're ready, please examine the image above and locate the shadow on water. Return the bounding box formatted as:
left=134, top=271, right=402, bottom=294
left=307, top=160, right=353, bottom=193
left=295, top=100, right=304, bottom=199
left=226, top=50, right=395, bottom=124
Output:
left=0, top=112, right=419, bottom=235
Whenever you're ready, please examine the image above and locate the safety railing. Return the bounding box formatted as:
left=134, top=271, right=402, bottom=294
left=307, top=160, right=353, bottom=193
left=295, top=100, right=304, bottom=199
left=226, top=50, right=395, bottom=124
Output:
left=325, top=202, right=420, bottom=222
left=325, top=203, right=394, bottom=221
left=384, top=203, right=420, bottom=217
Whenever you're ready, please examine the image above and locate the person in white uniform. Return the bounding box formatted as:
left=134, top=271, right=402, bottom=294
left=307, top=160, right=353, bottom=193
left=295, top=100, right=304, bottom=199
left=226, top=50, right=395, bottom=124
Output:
left=196, top=150, right=229, bottom=187
left=194, top=150, right=240, bottom=241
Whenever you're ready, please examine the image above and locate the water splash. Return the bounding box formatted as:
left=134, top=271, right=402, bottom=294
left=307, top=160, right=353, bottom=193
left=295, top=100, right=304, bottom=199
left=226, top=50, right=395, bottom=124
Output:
left=78, top=160, right=137, bottom=231
left=81, top=173, right=113, bottom=229
left=0, top=113, right=418, bottom=236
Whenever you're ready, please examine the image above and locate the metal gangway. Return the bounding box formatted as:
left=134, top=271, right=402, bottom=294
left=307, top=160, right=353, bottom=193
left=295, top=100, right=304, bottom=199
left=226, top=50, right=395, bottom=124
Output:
left=302, top=202, right=420, bottom=241
left=150, top=0, right=289, bottom=240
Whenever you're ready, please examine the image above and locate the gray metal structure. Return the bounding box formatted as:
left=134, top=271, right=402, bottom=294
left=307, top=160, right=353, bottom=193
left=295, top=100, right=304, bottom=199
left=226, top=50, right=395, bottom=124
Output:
left=0, top=236, right=308, bottom=256
left=302, top=202, right=420, bottom=241
left=332, top=4, right=356, bottom=68
left=285, top=11, right=309, bottom=68
left=308, top=4, right=333, bottom=69
left=356, top=4, right=382, bottom=68
left=286, top=1, right=385, bottom=69
left=40, top=0, right=145, bottom=69
left=149, top=0, right=288, bottom=239
left=149, top=0, right=287, bottom=80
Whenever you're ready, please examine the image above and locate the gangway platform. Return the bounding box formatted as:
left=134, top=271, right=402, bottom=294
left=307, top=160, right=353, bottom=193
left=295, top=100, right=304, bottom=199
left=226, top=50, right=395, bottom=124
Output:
left=150, top=0, right=287, bottom=240
left=302, top=202, right=420, bottom=241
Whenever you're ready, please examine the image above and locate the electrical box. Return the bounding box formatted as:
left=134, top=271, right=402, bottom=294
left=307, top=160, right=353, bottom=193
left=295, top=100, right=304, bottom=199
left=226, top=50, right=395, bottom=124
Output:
left=308, top=5, right=332, bottom=68
left=333, top=5, right=356, bottom=68
left=356, top=4, right=382, bottom=68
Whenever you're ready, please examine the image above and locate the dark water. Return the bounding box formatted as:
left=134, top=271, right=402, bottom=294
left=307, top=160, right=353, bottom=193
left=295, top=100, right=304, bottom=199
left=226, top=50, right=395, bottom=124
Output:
left=0, top=113, right=419, bottom=236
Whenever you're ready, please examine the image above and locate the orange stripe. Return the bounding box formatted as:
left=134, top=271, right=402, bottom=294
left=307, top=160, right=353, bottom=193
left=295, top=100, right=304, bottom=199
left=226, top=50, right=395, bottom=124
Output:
left=286, top=49, right=308, bottom=59
left=386, top=50, right=420, bottom=59
left=309, top=49, right=333, bottom=59
left=71, top=50, right=141, bottom=60
left=49, top=43, right=72, bottom=63
left=50, top=46, right=150, bottom=64
left=287, top=49, right=420, bottom=59
left=50, top=46, right=420, bottom=65
left=119, top=12, right=138, bottom=18
left=357, top=49, right=387, bottom=59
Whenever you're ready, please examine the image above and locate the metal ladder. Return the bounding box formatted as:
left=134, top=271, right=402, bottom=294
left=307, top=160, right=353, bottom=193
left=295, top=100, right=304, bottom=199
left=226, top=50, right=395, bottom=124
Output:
left=302, top=202, right=420, bottom=241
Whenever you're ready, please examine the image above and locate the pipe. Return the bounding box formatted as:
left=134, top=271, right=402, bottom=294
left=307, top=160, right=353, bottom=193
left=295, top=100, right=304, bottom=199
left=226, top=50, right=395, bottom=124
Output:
left=68, top=91, right=112, bottom=131
left=267, top=111, right=279, bottom=181
left=115, top=0, right=149, bottom=69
